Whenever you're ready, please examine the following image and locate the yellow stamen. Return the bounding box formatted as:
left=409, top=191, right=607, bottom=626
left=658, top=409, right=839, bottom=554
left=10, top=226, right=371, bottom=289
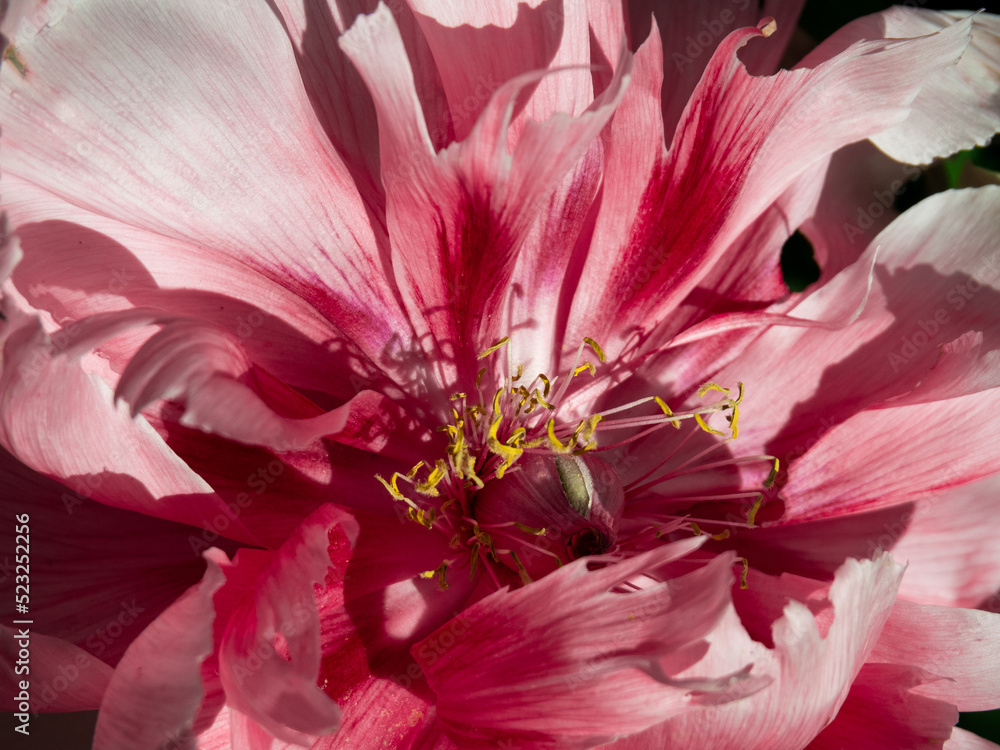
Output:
left=477, top=336, right=511, bottom=359
left=514, top=522, right=546, bottom=535
left=697, top=382, right=731, bottom=399
left=538, top=373, right=551, bottom=397
left=546, top=418, right=572, bottom=454
left=740, top=558, right=750, bottom=589
left=534, top=388, right=555, bottom=410
left=416, top=459, right=447, bottom=496
left=695, top=412, right=726, bottom=437
left=449, top=392, right=466, bottom=401
left=574, top=361, right=596, bottom=377
left=407, top=506, right=437, bottom=529
left=419, top=562, right=449, bottom=590
left=487, top=414, right=523, bottom=477
left=747, top=494, right=763, bottom=528
left=690, top=522, right=702, bottom=536
left=512, top=363, right=524, bottom=381
left=571, top=414, right=603, bottom=452
left=764, top=458, right=780, bottom=489
left=583, top=337, right=606, bottom=363
left=506, top=427, right=526, bottom=447
left=376, top=473, right=410, bottom=504
left=654, top=396, right=681, bottom=429
left=508, top=549, right=533, bottom=585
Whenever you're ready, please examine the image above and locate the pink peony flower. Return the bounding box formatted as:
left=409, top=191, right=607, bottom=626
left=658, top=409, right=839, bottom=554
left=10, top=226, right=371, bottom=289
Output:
left=2, top=1, right=1000, bottom=748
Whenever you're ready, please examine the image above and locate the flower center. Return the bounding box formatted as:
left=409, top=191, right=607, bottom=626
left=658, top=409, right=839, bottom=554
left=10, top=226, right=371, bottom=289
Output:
left=375, top=336, right=755, bottom=591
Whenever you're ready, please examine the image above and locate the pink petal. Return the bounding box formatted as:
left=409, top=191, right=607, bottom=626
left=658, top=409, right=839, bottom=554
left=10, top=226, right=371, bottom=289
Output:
left=3, top=176, right=381, bottom=401
left=2, top=628, right=113, bottom=711
left=340, top=3, right=630, bottom=393
left=1, top=0, right=411, bottom=367
left=276, top=0, right=455, bottom=217
left=311, top=678, right=444, bottom=750
left=610, top=555, right=904, bottom=750
left=219, top=505, right=348, bottom=745
left=141, top=404, right=412, bottom=547
left=0, top=307, right=257, bottom=541
left=93, top=550, right=227, bottom=750
left=801, top=8, right=1000, bottom=165
left=783, top=384, right=1000, bottom=522
left=114, top=317, right=414, bottom=454
left=408, top=0, right=593, bottom=143
left=629, top=0, right=805, bottom=135
left=799, top=141, right=920, bottom=285
left=416, top=541, right=759, bottom=748
left=312, top=511, right=478, bottom=745
left=715, top=185, right=1000, bottom=481
left=946, top=728, right=1000, bottom=750
left=807, top=663, right=957, bottom=749
left=569, top=14, right=973, bottom=360
left=869, top=600, right=1000, bottom=712
left=891, top=474, right=1000, bottom=608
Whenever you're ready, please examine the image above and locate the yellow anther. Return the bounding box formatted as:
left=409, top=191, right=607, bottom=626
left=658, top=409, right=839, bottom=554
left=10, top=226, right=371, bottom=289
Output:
left=416, top=459, right=447, bottom=496
left=472, top=525, right=497, bottom=561
left=573, top=361, right=596, bottom=377
left=695, top=412, right=726, bottom=437
left=487, top=414, right=523, bottom=478
left=654, top=396, right=681, bottom=429
left=740, top=558, right=750, bottom=590
left=747, top=494, right=763, bottom=528
left=571, top=414, right=603, bottom=453
left=420, top=562, right=449, bottom=590
left=508, top=549, right=533, bottom=585
left=523, top=434, right=548, bottom=449
left=697, top=381, right=731, bottom=399
left=447, top=429, right=466, bottom=462
left=711, top=529, right=731, bottom=541
left=534, top=388, right=555, bottom=410
left=375, top=474, right=408, bottom=503
left=690, top=522, right=702, bottom=536
left=583, top=337, right=606, bottom=363
left=477, top=367, right=486, bottom=387
left=514, top=522, right=546, bottom=535
left=512, top=363, right=524, bottom=381
left=727, top=381, right=745, bottom=439
left=764, top=458, right=780, bottom=489
left=477, top=336, right=511, bottom=359
left=492, top=388, right=504, bottom=416
left=538, top=373, right=551, bottom=397
left=405, top=462, right=425, bottom=480
left=407, top=506, right=437, bottom=529
left=449, top=392, right=466, bottom=401
left=546, top=418, right=572, bottom=454
left=506, top=427, right=526, bottom=447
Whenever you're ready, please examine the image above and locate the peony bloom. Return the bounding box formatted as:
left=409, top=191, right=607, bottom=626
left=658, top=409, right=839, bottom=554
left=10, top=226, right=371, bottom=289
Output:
left=2, top=0, right=1000, bottom=748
